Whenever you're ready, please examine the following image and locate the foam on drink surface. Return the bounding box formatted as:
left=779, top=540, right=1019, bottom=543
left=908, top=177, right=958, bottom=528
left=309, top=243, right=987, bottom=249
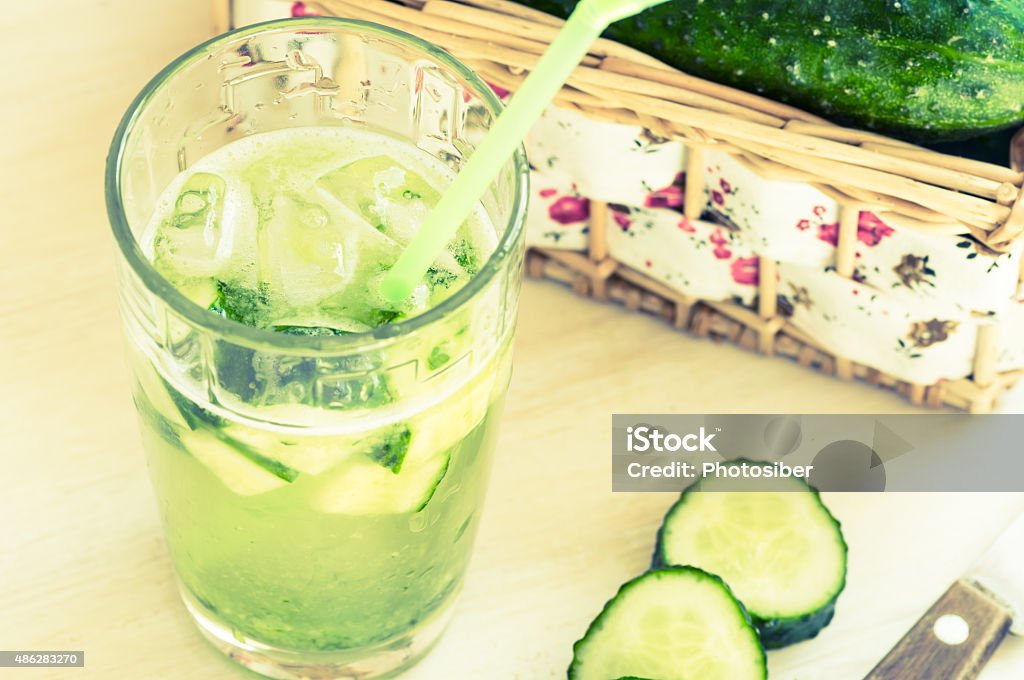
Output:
left=144, top=126, right=498, bottom=332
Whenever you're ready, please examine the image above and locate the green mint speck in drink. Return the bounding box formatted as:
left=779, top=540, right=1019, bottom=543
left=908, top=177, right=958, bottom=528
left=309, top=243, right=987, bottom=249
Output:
left=130, top=125, right=512, bottom=661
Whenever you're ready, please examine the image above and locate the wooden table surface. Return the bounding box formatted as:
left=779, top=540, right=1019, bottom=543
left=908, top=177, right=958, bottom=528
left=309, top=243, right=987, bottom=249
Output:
left=2, top=2, right=1023, bottom=678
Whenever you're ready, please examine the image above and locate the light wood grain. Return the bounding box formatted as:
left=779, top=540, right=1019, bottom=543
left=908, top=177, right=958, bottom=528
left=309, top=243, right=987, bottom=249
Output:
left=865, top=580, right=1013, bottom=680
left=1, top=2, right=1023, bottom=679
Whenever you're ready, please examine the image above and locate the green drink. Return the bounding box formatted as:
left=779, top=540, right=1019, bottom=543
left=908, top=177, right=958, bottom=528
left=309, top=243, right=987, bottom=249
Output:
left=108, top=19, right=528, bottom=679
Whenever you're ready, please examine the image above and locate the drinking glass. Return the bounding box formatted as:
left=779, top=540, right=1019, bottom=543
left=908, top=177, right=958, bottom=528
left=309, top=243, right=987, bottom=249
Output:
left=106, top=18, right=528, bottom=679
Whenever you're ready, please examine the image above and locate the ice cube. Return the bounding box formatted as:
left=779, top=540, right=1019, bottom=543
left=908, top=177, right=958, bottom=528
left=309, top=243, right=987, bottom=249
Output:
left=152, top=172, right=232, bottom=277
left=316, top=155, right=486, bottom=287
left=317, top=155, right=440, bottom=243
left=255, top=193, right=353, bottom=308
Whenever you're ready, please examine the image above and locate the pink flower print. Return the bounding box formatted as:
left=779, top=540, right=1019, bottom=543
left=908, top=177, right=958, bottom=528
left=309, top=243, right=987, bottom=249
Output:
left=813, top=205, right=826, bottom=217
left=677, top=216, right=696, bottom=233
left=719, top=178, right=732, bottom=194
left=711, top=190, right=725, bottom=206
left=548, top=196, right=590, bottom=225
left=488, top=82, right=511, bottom=99
left=857, top=211, right=895, bottom=246
left=817, top=213, right=894, bottom=248
left=538, top=188, right=557, bottom=199
left=611, top=209, right=631, bottom=231
left=644, top=172, right=685, bottom=209
left=709, top=228, right=729, bottom=246
left=817, top=221, right=840, bottom=246
left=291, top=2, right=321, bottom=16
left=644, top=185, right=683, bottom=209
left=730, top=257, right=759, bottom=285
left=796, top=219, right=811, bottom=231
left=710, top=230, right=732, bottom=258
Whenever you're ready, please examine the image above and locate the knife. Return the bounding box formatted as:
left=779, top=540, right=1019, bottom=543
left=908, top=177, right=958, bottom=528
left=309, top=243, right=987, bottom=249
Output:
left=865, top=511, right=1024, bottom=679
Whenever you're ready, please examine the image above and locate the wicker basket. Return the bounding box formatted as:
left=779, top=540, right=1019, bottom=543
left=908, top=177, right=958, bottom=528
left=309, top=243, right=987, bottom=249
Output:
left=227, top=0, right=1024, bottom=412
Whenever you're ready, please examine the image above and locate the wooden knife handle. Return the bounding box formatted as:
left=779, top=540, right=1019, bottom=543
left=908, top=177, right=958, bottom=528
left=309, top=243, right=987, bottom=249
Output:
left=864, top=579, right=1013, bottom=680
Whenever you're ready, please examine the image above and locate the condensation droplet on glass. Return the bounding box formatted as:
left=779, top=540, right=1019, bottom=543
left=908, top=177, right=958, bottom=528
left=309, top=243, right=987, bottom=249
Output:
left=286, top=382, right=306, bottom=401
left=408, top=512, right=428, bottom=533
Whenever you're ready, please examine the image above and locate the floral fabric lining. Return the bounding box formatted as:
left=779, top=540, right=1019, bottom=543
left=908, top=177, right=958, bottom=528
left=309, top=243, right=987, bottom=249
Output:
left=525, top=106, right=1023, bottom=384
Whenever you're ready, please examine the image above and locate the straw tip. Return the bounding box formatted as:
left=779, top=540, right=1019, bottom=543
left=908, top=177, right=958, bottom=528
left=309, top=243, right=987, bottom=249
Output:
left=379, top=273, right=413, bottom=304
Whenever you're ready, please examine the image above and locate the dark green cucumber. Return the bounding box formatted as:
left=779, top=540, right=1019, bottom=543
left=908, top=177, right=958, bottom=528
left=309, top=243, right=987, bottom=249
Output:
left=653, top=462, right=847, bottom=648
left=569, top=567, right=766, bottom=680
left=522, top=0, right=1024, bottom=142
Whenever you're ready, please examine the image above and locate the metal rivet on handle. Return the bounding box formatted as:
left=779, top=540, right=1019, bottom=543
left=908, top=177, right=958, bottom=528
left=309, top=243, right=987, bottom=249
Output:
left=933, top=614, right=971, bottom=646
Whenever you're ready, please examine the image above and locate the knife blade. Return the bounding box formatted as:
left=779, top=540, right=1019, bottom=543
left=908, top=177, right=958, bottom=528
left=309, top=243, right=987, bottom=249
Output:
left=864, top=510, right=1023, bottom=680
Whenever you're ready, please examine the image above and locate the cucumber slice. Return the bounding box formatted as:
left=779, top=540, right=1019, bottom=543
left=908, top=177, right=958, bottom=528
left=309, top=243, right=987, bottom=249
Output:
left=653, top=462, right=848, bottom=649
left=220, top=423, right=357, bottom=475
left=134, top=363, right=300, bottom=487
left=365, top=425, right=412, bottom=473
left=312, top=448, right=450, bottom=515
left=179, top=429, right=290, bottom=496
left=134, top=362, right=191, bottom=430
left=569, top=567, right=766, bottom=680
left=311, top=362, right=499, bottom=514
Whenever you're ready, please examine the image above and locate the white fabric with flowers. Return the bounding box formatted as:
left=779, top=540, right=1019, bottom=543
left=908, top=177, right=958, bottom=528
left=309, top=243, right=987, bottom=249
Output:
left=524, top=104, right=1023, bottom=385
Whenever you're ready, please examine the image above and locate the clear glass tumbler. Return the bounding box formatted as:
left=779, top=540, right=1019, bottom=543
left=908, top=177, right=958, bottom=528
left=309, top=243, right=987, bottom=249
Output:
left=106, top=18, right=528, bottom=679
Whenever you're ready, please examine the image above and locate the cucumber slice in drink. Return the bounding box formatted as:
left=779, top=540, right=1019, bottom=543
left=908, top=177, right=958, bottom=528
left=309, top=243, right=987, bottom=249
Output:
left=179, top=429, right=290, bottom=496
left=135, top=361, right=300, bottom=487
left=653, top=463, right=848, bottom=648
left=312, top=447, right=450, bottom=515
left=219, top=424, right=358, bottom=475
left=314, top=401, right=488, bottom=514
left=365, top=425, right=412, bottom=473
left=569, top=567, right=766, bottom=680
left=134, top=362, right=191, bottom=430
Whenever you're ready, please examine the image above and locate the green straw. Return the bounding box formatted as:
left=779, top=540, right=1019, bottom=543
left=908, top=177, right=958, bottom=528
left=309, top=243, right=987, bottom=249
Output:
left=380, top=0, right=670, bottom=303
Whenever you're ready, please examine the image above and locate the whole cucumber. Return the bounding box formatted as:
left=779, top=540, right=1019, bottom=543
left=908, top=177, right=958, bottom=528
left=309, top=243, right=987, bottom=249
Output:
left=520, top=0, right=1024, bottom=142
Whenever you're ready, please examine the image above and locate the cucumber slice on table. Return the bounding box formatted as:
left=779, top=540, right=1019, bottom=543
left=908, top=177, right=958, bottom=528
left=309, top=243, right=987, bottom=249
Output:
left=569, top=567, right=766, bottom=680
left=653, top=463, right=847, bottom=648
